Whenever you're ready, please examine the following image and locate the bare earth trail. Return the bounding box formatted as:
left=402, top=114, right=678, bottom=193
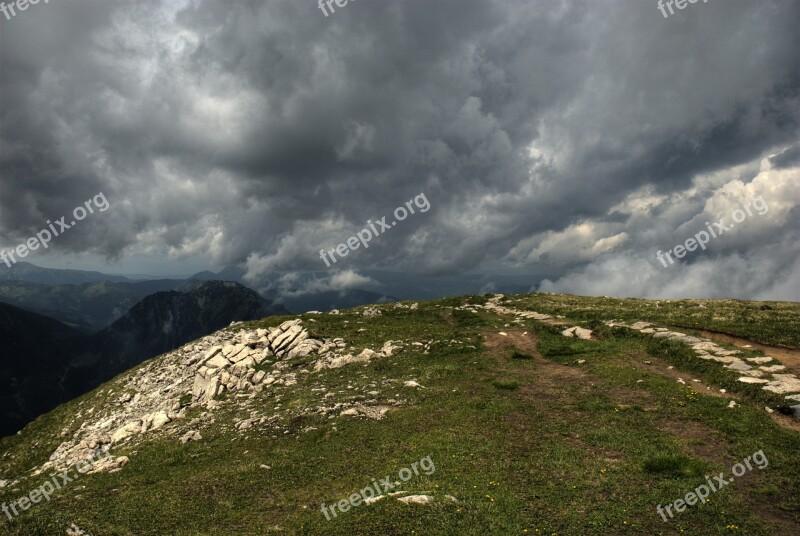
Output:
left=695, top=329, right=800, bottom=373
left=482, top=327, right=800, bottom=533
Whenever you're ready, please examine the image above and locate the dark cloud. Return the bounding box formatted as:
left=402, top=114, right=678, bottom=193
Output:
left=1, top=0, right=798, bottom=299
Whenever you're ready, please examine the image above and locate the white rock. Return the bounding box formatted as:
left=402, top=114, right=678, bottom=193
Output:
left=397, top=495, right=434, bottom=505
left=206, top=354, right=231, bottom=369
left=180, top=430, right=202, bottom=444
left=738, top=377, right=770, bottom=384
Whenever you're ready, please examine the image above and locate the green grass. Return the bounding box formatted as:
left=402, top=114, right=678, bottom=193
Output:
left=0, top=294, right=798, bottom=534
left=492, top=380, right=520, bottom=390
left=642, top=455, right=712, bottom=478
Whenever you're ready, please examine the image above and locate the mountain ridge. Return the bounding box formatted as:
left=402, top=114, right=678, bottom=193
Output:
left=1, top=292, right=798, bottom=534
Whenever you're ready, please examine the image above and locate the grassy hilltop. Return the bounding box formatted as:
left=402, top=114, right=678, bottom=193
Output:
left=1, top=293, right=799, bottom=535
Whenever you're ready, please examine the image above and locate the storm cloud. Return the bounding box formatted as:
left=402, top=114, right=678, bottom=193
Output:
left=1, top=0, right=798, bottom=299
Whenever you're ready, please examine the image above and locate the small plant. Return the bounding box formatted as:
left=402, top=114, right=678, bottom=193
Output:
left=510, top=350, right=533, bottom=360
left=493, top=380, right=519, bottom=390
left=179, top=394, right=192, bottom=407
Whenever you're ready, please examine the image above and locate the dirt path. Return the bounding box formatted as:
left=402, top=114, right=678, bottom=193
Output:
left=695, top=329, right=800, bottom=373
left=482, top=328, right=800, bottom=532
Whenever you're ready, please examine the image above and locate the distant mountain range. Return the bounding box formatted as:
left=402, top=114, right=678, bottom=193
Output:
left=0, top=262, right=133, bottom=284
left=0, top=263, right=404, bottom=324
left=0, top=279, right=185, bottom=332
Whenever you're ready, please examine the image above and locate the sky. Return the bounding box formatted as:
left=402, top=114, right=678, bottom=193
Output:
left=1, top=0, right=798, bottom=300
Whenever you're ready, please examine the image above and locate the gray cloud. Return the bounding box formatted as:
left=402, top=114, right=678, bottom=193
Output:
left=1, top=0, right=798, bottom=299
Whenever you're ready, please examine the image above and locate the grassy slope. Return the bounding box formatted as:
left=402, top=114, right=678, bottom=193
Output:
left=0, top=293, right=798, bottom=535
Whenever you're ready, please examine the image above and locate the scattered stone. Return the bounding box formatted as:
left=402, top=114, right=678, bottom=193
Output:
left=66, top=524, right=93, bottom=536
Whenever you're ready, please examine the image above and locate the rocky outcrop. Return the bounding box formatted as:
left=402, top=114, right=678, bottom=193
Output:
left=30, top=317, right=407, bottom=477
left=191, top=319, right=323, bottom=403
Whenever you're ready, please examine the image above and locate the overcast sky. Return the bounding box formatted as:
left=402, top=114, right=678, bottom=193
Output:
left=1, top=0, right=798, bottom=300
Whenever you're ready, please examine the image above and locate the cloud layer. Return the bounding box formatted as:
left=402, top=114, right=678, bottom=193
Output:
left=1, top=0, right=798, bottom=299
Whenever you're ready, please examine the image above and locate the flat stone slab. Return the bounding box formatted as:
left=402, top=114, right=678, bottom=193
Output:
left=562, top=326, right=593, bottom=340
left=692, top=342, right=724, bottom=353
left=739, top=370, right=766, bottom=377
left=653, top=332, right=686, bottom=339
left=762, top=374, right=800, bottom=395
left=747, top=357, right=773, bottom=364
left=738, top=377, right=769, bottom=384
left=672, top=335, right=704, bottom=344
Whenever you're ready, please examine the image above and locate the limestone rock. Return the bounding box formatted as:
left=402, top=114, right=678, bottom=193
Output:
left=562, top=326, right=593, bottom=340
left=762, top=374, right=800, bottom=395
left=180, top=430, right=202, bottom=444
left=397, top=495, right=435, bottom=505
left=738, top=377, right=769, bottom=384
left=66, top=523, right=93, bottom=536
